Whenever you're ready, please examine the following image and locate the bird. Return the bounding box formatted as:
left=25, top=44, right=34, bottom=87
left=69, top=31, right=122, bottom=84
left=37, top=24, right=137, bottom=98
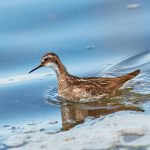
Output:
left=29, top=52, right=140, bottom=102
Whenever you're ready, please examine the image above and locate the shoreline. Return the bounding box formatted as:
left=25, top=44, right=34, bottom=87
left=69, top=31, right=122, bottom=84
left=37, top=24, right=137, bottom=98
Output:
left=1, top=111, right=150, bottom=150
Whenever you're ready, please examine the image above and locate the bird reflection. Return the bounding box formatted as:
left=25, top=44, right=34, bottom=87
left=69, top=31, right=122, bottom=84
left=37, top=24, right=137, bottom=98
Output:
left=61, top=101, right=143, bottom=130
left=46, top=88, right=145, bottom=131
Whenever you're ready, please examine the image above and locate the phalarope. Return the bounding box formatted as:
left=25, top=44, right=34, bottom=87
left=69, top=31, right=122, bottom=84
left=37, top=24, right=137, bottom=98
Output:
left=29, top=53, right=140, bottom=102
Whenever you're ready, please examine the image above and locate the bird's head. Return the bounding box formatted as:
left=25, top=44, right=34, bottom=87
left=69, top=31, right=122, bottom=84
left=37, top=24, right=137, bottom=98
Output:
left=29, top=53, right=60, bottom=74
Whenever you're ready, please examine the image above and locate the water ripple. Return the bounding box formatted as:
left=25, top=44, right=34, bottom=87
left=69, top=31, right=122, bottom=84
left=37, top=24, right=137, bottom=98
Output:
left=45, top=50, right=150, bottom=107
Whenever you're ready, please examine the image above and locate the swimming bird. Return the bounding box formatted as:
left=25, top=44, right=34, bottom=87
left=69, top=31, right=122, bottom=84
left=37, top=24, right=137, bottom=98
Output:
left=29, top=53, right=140, bottom=102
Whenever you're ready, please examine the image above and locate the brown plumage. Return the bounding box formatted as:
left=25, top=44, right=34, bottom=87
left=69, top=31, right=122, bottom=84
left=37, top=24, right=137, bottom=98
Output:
left=29, top=53, right=140, bottom=102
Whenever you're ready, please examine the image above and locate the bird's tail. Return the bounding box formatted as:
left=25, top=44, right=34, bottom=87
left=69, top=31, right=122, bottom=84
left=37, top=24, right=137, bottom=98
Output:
left=125, top=69, right=140, bottom=79
left=126, top=69, right=140, bottom=79
left=117, top=69, right=140, bottom=85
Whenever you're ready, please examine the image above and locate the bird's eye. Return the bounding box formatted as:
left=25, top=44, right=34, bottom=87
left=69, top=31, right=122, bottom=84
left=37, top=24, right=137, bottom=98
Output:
left=44, top=58, right=49, bottom=61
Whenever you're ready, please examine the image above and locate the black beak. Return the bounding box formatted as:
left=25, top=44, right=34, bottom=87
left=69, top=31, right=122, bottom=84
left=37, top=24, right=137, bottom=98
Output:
left=29, top=64, right=43, bottom=74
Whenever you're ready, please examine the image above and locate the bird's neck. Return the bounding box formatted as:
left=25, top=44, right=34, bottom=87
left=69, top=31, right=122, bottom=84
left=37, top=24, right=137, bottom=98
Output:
left=50, top=59, right=69, bottom=84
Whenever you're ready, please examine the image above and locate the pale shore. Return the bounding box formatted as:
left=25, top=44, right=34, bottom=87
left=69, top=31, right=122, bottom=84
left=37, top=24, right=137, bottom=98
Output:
left=1, top=111, right=150, bottom=150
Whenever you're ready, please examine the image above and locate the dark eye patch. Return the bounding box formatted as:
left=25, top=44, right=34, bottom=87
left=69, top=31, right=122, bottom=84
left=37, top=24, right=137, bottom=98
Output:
left=44, top=58, right=49, bottom=61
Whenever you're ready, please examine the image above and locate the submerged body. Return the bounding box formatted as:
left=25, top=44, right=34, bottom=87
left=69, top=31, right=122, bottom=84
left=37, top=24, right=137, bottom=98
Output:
left=29, top=53, right=140, bottom=102
left=57, top=70, right=140, bottom=102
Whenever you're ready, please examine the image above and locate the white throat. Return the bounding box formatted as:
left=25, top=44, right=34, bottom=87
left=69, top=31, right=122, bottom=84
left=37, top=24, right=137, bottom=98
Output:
left=47, top=62, right=60, bottom=75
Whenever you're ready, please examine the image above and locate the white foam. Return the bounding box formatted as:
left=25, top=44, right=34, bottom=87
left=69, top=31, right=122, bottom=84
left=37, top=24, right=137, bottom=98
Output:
left=126, top=3, right=140, bottom=9
left=3, top=111, right=150, bottom=149
left=0, top=73, right=52, bottom=85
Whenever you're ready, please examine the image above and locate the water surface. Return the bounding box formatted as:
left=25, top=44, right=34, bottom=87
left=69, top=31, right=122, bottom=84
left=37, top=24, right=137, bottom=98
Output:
left=0, top=0, right=150, bottom=149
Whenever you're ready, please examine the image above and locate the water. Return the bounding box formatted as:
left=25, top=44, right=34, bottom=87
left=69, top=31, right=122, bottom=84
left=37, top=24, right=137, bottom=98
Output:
left=0, top=0, right=150, bottom=149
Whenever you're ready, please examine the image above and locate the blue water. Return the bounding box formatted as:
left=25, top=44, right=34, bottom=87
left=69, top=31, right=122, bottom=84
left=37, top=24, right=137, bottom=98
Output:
left=0, top=0, right=150, bottom=148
